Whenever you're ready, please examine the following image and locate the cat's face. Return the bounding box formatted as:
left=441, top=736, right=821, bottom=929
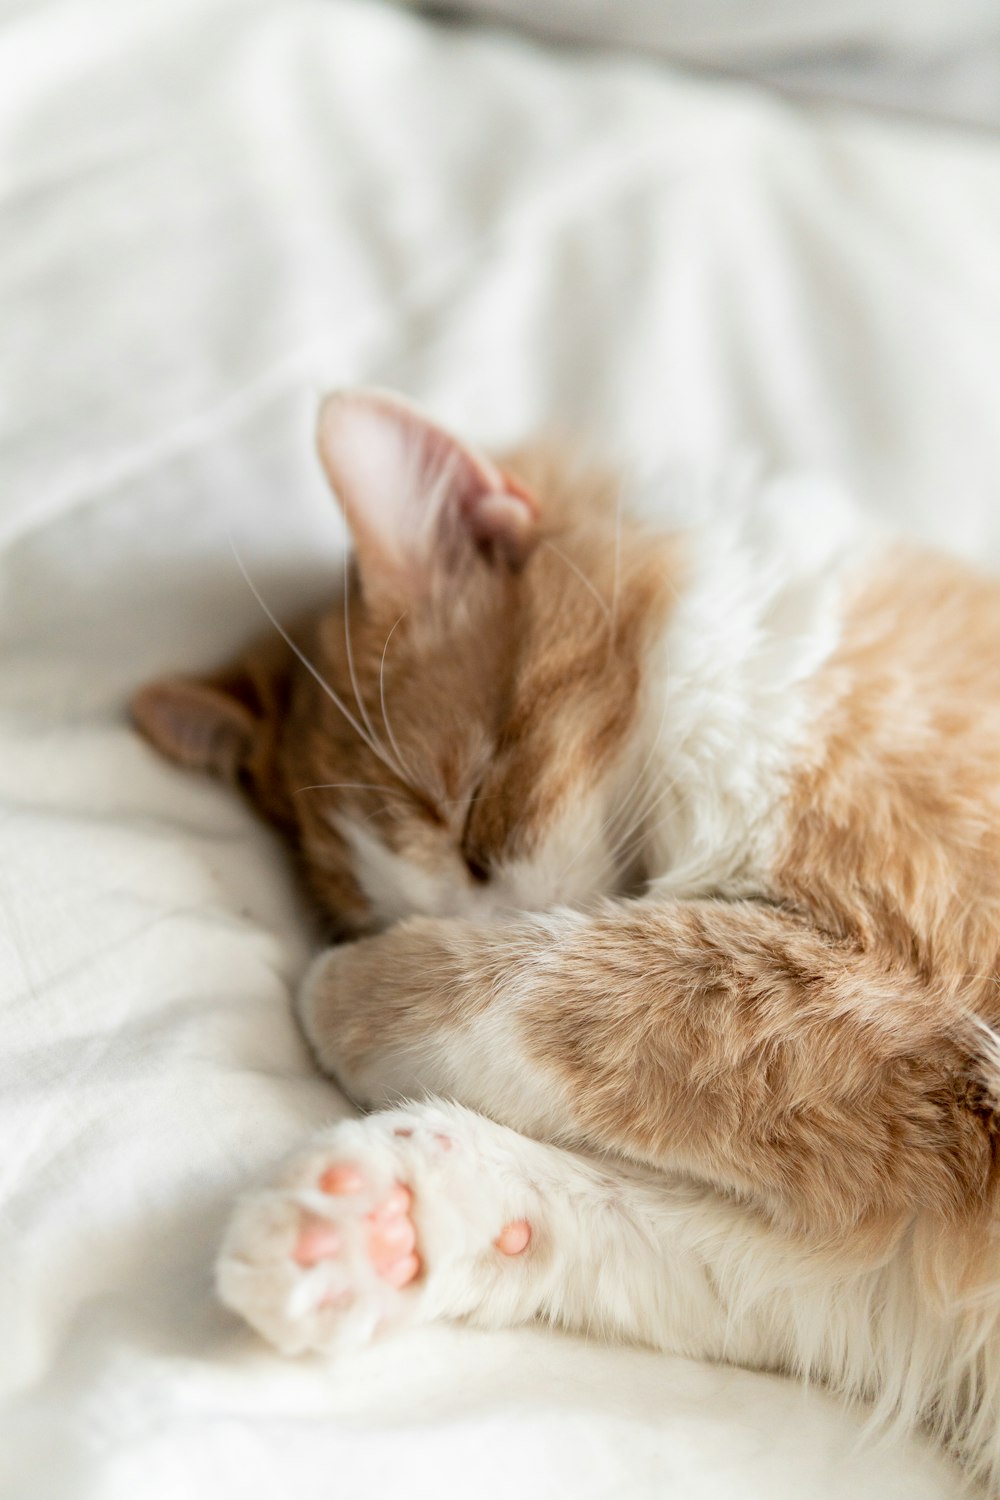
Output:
left=133, top=391, right=676, bottom=936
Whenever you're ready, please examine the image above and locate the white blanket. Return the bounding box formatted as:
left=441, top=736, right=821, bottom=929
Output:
left=3, top=1, right=1000, bottom=1495
left=406, top=0, right=1000, bottom=127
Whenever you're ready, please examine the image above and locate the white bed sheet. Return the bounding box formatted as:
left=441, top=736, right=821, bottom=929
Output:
left=3, top=1, right=1000, bottom=1496
left=407, top=0, right=1000, bottom=128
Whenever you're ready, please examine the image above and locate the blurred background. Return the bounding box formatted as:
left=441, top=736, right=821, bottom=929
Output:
left=419, top=0, right=1000, bottom=124
left=2, top=4, right=999, bottom=1499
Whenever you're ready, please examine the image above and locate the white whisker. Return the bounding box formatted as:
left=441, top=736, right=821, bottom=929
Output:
left=608, top=763, right=687, bottom=878
left=562, top=691, right=672, bottom=884
left=342, top=550, right=391, bottom=768
left=293, top=782, right=413, bottom=797
left=543, top=540, right=611, bottom=627
left=608, top=476, right=625, bottom=659
left=229, top=540, right=413, bottom=791
left=378, top=610, right=427, bottom=796
left=600, top=634, right=679, bottom=864
left=606, top=736, right=677, bottom=865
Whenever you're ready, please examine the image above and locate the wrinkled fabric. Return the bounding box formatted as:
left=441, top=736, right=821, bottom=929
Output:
left=399, top=0, right=1000, bottom=127
left=2, top=1, right=999, bottom=1495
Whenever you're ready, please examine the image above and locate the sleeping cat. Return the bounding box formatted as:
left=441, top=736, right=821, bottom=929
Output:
left=133, top=389, right=1000, bottom=1490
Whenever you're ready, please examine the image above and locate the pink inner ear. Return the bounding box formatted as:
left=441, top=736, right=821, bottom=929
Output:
left=316, top=389, right=538, bottom=591
left=131, top=678, right=255, bottom=776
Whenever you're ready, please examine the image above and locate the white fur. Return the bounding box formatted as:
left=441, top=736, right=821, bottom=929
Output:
left=640, top=471, right=874, bottom=898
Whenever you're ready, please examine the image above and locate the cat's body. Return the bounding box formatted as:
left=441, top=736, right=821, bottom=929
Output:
left=134, top=390, right=1000, bottom=1490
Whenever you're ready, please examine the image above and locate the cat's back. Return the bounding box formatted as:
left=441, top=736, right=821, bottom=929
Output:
left=775, top=542, right=1000, bottom=990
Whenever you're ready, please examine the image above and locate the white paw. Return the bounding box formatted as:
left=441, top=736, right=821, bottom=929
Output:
left=216, top=1105, right=535, bottom=1355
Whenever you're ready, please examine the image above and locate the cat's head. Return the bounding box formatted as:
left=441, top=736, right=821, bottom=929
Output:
left=132, top=390, right=676, bottom=936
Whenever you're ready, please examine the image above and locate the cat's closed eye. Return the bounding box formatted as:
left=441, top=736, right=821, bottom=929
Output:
left=464, top=855, right=491, bottom=884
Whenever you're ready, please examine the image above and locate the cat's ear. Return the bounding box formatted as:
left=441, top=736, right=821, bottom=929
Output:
left=131, top=630, right=291, bottom=781
left=316, top=389, right=539, bottom=601
left=131, top=676, right=258, bottom=778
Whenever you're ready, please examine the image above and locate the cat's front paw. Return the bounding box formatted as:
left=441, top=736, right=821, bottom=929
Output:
left=295, top=925, right=465, bottom=1107
left=216, top=1106, right=534, bottom=1355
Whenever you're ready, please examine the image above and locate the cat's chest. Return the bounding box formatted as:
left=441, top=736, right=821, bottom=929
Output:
left=631, top=478, right=873, bottom=901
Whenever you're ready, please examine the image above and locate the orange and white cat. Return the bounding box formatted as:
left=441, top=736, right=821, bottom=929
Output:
left=134, top=390, right=1000, bottom=1491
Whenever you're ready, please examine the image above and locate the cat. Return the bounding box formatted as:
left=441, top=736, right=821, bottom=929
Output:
left=132, top=387, right=1000, bottom=1491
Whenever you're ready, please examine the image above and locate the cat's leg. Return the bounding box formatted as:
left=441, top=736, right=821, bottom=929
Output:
left=298, top=903, right=993, bottom=1238
left=216, top=1098, right=740, bottom=1359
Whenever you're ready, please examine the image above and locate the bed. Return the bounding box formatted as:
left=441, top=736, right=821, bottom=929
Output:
left=3, top=0, right=1000, bottom=1495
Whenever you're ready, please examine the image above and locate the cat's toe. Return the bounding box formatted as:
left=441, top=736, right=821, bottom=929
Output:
left=292, top=1215, right=341, bottom=1266
left=363, top=1182, right=420, bottom=1283
left=216, top=1156, right=423, bottom=1355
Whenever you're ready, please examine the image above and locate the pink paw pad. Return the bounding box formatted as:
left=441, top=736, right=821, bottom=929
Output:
left=366, top=1183, right=420, bottom=1286
left=294, top=1218, right=341, bottom=1267
left=291, top=1163, right=422, bottom=1291
left=318, top=1164, right=364, bottom=1195
left=494, top=1220, right=532, bottom=1256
